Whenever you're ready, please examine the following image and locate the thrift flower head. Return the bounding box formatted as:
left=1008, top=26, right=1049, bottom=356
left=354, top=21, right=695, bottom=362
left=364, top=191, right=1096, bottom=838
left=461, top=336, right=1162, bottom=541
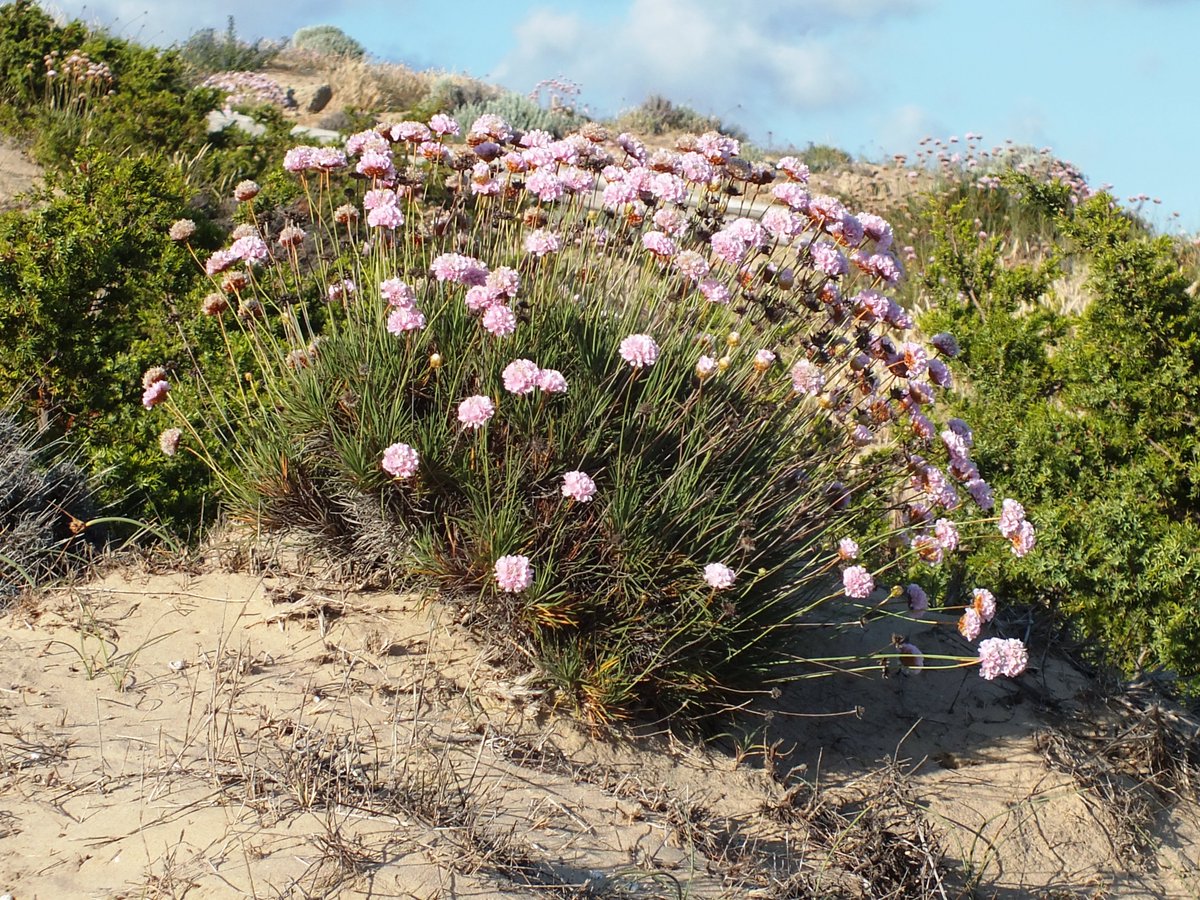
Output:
left=431, top=253, right=488, bottom=286
left=537, top=369, right=568, bottom=393
left=142, top=379, right=170, bottom=409
left=234, top=179, right=260, bottom=201
left=429, top=113, right=459, bottom=136
left=458, top=395, right=495, bottom=429
left=791, top=359, right=825, bottom=396
left=972, top=588, right=997, bottom=622
left=169, top=219, right=196, bottom=242
left=381, top=442, right=419, bottom=479
left=159, top=427, right=181, bottom=456
left=998, top=498, right=1026, bottom=538
left=934, top=518, right=959, bottom=552
left=704, top=563, right=736, bottom=590
left=482, top=304, right=518, bottom=337
left=524, top=229, right=561, bottom=257
left=561, top=470, right=596, bottom=502
left=842, top=565, right=874, bottom=599
left=837, top=538, right=859, bottom=560
left=958, top=608, right=982, bottom=641
left=386, top=306, right=426, bottom=334
left=502, top=359, right=541, bottom=395
left=753, top=349, right=777, bottom=372
left=381, top=278, right=416, bottom=308
left=619, top=334, right=659, bottom=368
left=1010, top=520, right=1036, bottom=557
left=978, top=638, right=1029, bottom=680
left=494, top=554, right=534, bottom=593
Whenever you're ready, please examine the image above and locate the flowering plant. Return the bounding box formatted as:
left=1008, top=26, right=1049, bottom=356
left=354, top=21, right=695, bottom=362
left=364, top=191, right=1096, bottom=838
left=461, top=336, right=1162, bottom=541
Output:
left=153, top=114, right=1036, bottom=723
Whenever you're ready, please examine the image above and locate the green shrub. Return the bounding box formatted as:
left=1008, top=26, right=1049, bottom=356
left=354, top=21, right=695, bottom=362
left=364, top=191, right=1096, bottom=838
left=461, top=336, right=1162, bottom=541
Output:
left=454, top=90, right=584, bottom=138
left=0, top=149, right=219, bottom=532
left=918, top=186, right=1200, bottom=689
left=149, top=119, right=1033, bottom=724
left=613, top=94, right=745, bottom=142
left=291, top=25, right=365, bottom=60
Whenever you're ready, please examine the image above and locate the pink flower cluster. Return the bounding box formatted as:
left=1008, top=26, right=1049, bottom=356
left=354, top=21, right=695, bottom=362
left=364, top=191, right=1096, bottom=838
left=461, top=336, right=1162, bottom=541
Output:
left=561, top=470, right=596, bottom=502
left=704, top=563, right=736, bottom=590
left=494, top=554, right=533, bottom=593
left=977, top=638, right=1028, bottom=680
left=842, top=565, right=874, bottom=599
left=619, top=334, right=659, bottom=369
left=502, top=359, right=568, bottom=396
left=383, top=276, right=426, bottom=334
left=457, top=395, right=495, bottom=429
left=381, top=442, right=419, bottom=479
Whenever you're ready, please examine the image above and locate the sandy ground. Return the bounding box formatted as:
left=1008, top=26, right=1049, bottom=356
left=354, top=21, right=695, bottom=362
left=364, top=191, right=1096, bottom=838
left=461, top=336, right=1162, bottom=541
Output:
left=0, top=137, right=41, bottom=208
left=1, top=546, right=1197, bottom=900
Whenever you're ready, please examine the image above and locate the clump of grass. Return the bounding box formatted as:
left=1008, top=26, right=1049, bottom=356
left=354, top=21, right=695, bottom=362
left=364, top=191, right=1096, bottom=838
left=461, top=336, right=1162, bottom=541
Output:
left=154, top=113, right=1036, bottom=725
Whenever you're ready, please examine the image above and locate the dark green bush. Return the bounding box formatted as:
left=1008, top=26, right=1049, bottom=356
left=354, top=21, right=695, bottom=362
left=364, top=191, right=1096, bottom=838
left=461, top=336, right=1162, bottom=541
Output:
left=291, top=25, right=365, bottom=60
left=180, top=17, right=280, bottom=74
left=918, top=186, right=1200, bottom=688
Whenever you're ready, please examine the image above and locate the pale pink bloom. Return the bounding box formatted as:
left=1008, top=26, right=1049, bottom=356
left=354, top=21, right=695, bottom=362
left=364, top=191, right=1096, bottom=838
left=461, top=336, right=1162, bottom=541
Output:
left=526, top=169, right=564, bottom=202
left=649, top=172, right=687, bottom=203
left=837, top=538, right=859, bottom=560
left=704, top=562, right=737, bottom=590
left=367, top=202, right=404, bottom=230
left=494, top=554, right=534, bottom=593
left=1010, top=520, right=1036, bottom=557
left=998, top=499, right=1026, bottom=537
left=652, top=207, right=689, bottom=237
left=458, top=395, right=495, bottom=429
left=695, top=355, right=717, bottom=379
left=934, top=518, right=959, bottom=552
left=842, top=565, right=874, bottom=599
left=808, top=195, right=847, bottom=225
left=159, top=427, right=182, bottom=456
left=947, top=417, right=974, bottom=447
left=853, top=289, right=890, bottom=321
left=356, top=149, right=394, bottom=179
left=548, top=138, right=579, bottom=165
left=327, top=279, right=355, bottom=303
left=205, top=249, right=239, bottom=275
left=950, top=455, right=979, bottom=483
left=486, top=267, right=520, bottom=300
left=753, top=349, right=777, bottom=371
left=619, top=334, right=659, bottom=368
left=771, top=182, right=810, bottom=212
left=390, top=121, right=431, bottom=143
left=502, top=359, right=541, bottom=395
left=900, top=342, right=929, bottom=378
left=419, top=140, right=450, bottom=164
left=429, top=113, right=460, bottom=136
left=381, top=442, right=419, bottom=479
left=972, top=588, right=997, bottom=622
left=346, top=130, right=389, bottom=156
left=283, top=145, right=315, bottom=172
left=559, top=166, right=594, bottom=193
left=852, top=424, right=874, bottom=446
left=776, top=156, right=810, bottom=182
left=602, top=180, right=638, bottom=208
left=911, top=413, right=935, bottom=440
left=386, top=306, right=426, bottom=334
left=791, top=359, right=825, bottom=395
left=958, top=608, right=983, bottom=641
left=312, top=147, right=347, bottom=170
left=710, top=229, right=749, bottom=265
left=941, top=429, right=970, bottom=460
left=858, top=212, right=894, bottom=250
left=906, top=584, right=929, bottom=616
left=519, top=128, right=553, bottom=148
left=697, top=277, right=731, bottom=304
left=381, top=278, right=415, bottom=308
left=536, top=369, right=567, bottom=393
left=524, top=229, right=561, bottom=257
left=169, top=219, right=196, bottom=242
left=469, top=113, right=512, bottom=143
left=673, top=250, right=709, bottom=281
left=502, top=151, right=529, bottom=173
left=431, top=253, right=488, bottom=286
left=696, top=130, right=738, bottom=163
left=978, top=638, right=1028, bottom=679
left=482, top=304, right=517, bottom=337
left=762, top=207, right=803, bottom=240
left=561, top=470, right=596, bottom=502
left=616, top=132, right=647, bottom=163
left=912, top=533, right=944, bottom=565
left=810, top=243, right=848, bottom=277
left=142, top=379, right=170, bottom=409
left=465, top=285, right=493, bottom=312
left=642, top=231, right=676, bottom=258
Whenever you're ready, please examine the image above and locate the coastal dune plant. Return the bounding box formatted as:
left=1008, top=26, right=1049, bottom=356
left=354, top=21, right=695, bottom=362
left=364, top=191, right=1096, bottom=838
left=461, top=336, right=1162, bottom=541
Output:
left=155, top=118, right=1034, bottom=722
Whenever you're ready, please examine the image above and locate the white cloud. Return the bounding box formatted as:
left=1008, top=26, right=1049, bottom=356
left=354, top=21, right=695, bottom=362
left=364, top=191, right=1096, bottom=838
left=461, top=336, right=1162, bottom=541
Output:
left=494, top=0, right=927, bottom=137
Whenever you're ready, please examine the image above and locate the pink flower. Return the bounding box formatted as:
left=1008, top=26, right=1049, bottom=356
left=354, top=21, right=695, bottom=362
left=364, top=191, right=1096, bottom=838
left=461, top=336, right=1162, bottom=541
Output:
left=1010, top=520, right=1036, bottom=557
left=502, top=359, right=541, bottom=395
left=704, top=563, right=736, bottom=590
left=791, top=359, right=825, bottom=396
left=695, top=355, right=716, bottom=379
left=619, top=334, right=659, bottom=368
left=776, top=156, right=810, bottom=182
left=386, top=306, right=426, bottom=334
left=465, top=285, right=493, bottom=312
left=934, top=518, right=959, bottom=552
left=958, top=608, right=983, bottom=641
left=753, top=349, right=777, bottom=371
left=457, top=395, right=495, bottom=429
left=537, top=369, right=568, bottom=393
left=429, top=113, right=460, bottom=136
left=486, top=267, right=520, bottom=300
left=906, top=584, right=929, bottom=616
left=837, top=538, right=859, bottom=560
left=998, top=498, right=1026, bottom=538
left=142, top=379, right=170, bottom=409
left=771, top=182, right=810, bottom=212
left=972, top=588, right=997, bottom=622
left=523, top=229, right=561, bottom=257
left=810, top=243, right=848, bottom=277
left=381, top=442, right=419, bottom=479
left=561, top=470, right=596, bottom=502
left=967, top=478, right=994, bottom=511
left=652, top=207, right=689, bottom=237
left=642, top=230, right=676, bottom=259
left=526, top=169, right=564, bottom=202
left=431, top=253, right=488, bottom=286
left=159, top=427, right=181, bottom=456
left=930, top=332, right=960, bottom=357
left=205, top=249, right=239, bottom=276
left=482, top=304, right=518, bottom=337
left=842, top=565, right=874, bottom=599
left=494, top=554, right=534, bottom=593
left=673, top=250, right=710, bottom=281
left=977, top=638, right=1028, bottom=680
left=381, top=278, right=416, bottom=308
left=367, top=202, right=404, bottom=230
left=697, top=277, right=730, bottom=305
left=900, top=342, right=928, bottom=378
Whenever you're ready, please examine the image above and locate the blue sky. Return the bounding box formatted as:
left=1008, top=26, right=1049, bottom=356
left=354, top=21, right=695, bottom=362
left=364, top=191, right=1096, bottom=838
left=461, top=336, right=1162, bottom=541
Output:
left=42, top=0, right=1200, bottom=232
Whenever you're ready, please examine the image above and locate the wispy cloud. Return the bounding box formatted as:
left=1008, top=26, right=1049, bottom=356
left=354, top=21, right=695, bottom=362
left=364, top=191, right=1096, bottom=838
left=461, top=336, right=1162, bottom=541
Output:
left=494, top=0, right=931, bottom=133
